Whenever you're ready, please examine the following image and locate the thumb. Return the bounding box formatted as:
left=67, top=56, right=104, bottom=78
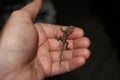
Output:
left=21, top=0, right=42, bottom=21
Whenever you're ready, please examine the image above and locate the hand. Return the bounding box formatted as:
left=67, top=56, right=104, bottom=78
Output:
left=0, top=0, right=90, bottom=80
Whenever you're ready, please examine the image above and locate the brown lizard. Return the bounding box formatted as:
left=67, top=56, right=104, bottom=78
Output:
left=56, top=25, right=74, bottom=66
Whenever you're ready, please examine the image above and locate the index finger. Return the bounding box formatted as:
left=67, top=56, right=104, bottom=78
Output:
left=35, top=23, right=84, bottom=39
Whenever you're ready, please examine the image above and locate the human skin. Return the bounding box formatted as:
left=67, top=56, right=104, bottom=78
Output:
left=0, top=0, right=91, bottom=80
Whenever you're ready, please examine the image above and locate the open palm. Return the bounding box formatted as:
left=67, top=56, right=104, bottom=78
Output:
left=0, top=0, right=90, bottom=80
left=34, top=23, right=90, bottom=76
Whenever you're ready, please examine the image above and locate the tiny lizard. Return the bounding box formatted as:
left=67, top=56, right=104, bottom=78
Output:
left=56, top=25, right=74, bottom=66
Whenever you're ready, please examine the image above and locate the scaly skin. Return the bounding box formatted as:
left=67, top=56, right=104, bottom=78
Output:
left=57, top=25, right=74, bottom=66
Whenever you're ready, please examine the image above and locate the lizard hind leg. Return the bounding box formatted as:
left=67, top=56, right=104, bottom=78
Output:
left=65, top=41, right=70, bottom=50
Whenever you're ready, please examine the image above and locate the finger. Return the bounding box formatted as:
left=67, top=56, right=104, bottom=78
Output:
left=74, top=37, right=91, bottom=48
left=51, top=48, right=90, bottom=62
left=48, top=39, right=73, bottom=51
left=48, top=37, right=90, bottom=51
left=20, top=0, right=42, bottom=20
left=51, top=50, right=72, bottom=62
left=73, top=48, right=91, bottom=59
left=35, top=23, right=84, bottom=39
left=50, top=57, right=86, bottom=76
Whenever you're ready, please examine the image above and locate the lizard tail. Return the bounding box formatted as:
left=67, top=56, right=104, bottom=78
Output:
left=59, top=47, right=63, bottom=67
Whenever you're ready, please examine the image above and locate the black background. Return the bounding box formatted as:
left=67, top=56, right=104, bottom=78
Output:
left=0, top=0, right=120, bottom=80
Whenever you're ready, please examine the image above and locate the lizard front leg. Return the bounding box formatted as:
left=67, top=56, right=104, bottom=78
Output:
left=55, top=36, right=62, bottom=41
left=60, top=27, right=65, bottom=33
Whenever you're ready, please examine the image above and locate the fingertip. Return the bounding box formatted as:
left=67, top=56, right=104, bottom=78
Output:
left=69, top=57, right=86, bottom=71
left=84, top=37, right=91, bottom=48
left=74, top=27, right=85, bottom=36
left=82, top=49, right=91, bottom=59
left=21, top=0, right=42, bottom=20
left=74, top=37, right=91, bottom=48
left=73, top=48, right=91, bottom=59
left=77, top=57, right=86, bottom=66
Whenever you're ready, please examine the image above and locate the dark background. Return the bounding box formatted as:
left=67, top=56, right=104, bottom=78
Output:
left=51, top=0, right=120, bottom=52
left=46, top=0, right=120, bottom=80
left=0, top=0, right=120, bottom=80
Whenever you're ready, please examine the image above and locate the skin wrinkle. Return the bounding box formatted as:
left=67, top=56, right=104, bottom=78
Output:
left=51, top=50, right=72, bottom=62
left=62, top=50, right=73, bottom=61
left=60, top=60, right=72, bottom=73
left=65, top=60, right=71, bottom=72
left=38, top=23, right=56, bottom=39
left=35, top=23, right=47, bottom=47
left=53, top=25, right=59, bottom=39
